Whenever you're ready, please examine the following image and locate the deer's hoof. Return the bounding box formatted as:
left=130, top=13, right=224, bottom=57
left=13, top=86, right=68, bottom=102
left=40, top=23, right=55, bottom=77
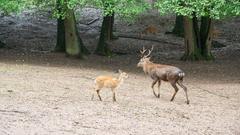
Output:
left=186, top=100, right=190, bottom=104
left=157, top=94, right=160, bottom=98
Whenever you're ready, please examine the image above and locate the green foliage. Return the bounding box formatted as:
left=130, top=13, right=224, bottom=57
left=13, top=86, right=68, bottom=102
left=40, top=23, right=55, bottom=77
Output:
left=34, top=0, right=88, bottom=19
left=0, top=0, right=31, bottom=14
left=87, top=0, right=150, bottom=21
left=155, top=0, right=240, bottom=19
left=32, top=0, right=149, bottom=21
left=117, top=0, right=150, bottom=21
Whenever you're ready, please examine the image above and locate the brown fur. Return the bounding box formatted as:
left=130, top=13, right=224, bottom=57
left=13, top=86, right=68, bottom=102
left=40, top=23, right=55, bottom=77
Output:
left=142, top=25, right=158, bottom=35
left=91, top=70, right=128, bottom=102
left=137, top=47, right=189, bottom=104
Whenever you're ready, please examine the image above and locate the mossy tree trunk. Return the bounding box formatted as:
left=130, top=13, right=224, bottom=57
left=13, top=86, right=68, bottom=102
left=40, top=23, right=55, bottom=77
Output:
left=64, top=9, right=89, bottom=57
left=171, top=15, right=184, bottom=37
left=95, top=14, right=114, bottom=56
left=182, top=16, right=214, bottom=61
left=55, top=0, right=65, bottom=52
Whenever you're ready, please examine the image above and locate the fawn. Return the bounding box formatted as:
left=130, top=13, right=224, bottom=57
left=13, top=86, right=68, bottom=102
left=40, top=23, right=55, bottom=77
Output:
left=91, top=70, right=129, bottom=102
left=137, top=46, right=190, bottom=104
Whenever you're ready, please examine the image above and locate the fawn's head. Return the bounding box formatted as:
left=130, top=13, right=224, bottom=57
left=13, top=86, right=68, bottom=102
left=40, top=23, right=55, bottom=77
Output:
left=137, top=46, right=153, bottom=67
left=118, top=70, right=129, bottom=79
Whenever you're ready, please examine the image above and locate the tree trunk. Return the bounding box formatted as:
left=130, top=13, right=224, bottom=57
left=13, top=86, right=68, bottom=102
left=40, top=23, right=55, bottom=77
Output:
left=55, top=0, right=65, bottom=52
left=181, top=17, right=202, bottom=60
left=95, top=14, right=114, bottom=56
left=64, top=9, right=89, bottom=57
left=192, top=15, right=201, bottom=49
left=110, top=13, right=115, bottom=40
left=170, top=15, right=184, bottom=37
left=182, top=16, right=214, bottom=61
left=55, top=18, right=65, bottom=52
left=200, top=17, right=214, bottom=60
left=0, top=40, right=5, bottom=48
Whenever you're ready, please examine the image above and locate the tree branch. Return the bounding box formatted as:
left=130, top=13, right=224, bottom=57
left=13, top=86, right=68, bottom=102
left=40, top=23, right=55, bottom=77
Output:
left=196, top=86, right=229, bottom=99
left=86, top=18, right=99, bottom=25
left=0, top=109, right=27, bottom=114
left=116, top=32, right=181, bottom=46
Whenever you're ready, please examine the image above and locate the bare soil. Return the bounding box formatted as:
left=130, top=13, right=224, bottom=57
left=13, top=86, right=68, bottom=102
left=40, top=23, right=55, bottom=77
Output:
left=0, top=9, right=239, bottom=135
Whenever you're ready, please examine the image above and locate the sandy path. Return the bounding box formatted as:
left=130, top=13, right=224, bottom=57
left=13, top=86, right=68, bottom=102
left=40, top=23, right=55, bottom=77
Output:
left=0, top=61, right=239, bottom=135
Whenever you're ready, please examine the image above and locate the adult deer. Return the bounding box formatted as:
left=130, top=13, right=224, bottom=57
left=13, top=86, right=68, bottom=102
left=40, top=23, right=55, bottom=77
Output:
left=137, top=46, right=190, bottom=104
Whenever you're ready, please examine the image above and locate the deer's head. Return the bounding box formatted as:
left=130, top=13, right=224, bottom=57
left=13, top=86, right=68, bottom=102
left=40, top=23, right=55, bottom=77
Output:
left=118, top=69, right=129, bottom=79
left=137, top=46, right=153, bottom=67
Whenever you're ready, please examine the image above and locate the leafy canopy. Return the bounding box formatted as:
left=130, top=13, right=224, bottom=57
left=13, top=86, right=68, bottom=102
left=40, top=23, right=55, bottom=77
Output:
left=31, top=0, right=150, bottom=21
left=155, top=0, right=240, bottom=19
left=0, top=0, right=32, bottom=14
left=82, top=0, right=150, bottom=21
left=32, top=0, right=91, bottom=19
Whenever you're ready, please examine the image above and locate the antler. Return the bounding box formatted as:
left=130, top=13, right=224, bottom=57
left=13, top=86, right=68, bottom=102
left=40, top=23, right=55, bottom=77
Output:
left=144, top=46, right=154, bottom=58
left=140, top=46, right=147, bottom=55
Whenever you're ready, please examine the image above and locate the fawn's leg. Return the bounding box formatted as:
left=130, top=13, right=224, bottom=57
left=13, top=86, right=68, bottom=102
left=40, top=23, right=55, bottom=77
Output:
left=96, top=89, right=102, bottom=101
left=157, top=80, right=161, bottom=98
left=151, top=79, right=158, bottom=97
left=177, top=81, right=190, bottom=104
left=170, top=81, right=179, bottom=102
left=111, top=88, right=116, bottom=102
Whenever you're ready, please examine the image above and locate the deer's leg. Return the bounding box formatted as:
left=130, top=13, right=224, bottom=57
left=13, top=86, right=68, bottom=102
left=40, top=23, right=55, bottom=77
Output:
left=111, top=88, right=116, bottom=102
left=170, top=82, right=179, bottom=102
left=177, top=81, right=190, bottom=104
left=96, top=89, right=102, bottom=101
left=151, top=79, right=158, bottom=98
left=157, top=80, right=161, bottom=98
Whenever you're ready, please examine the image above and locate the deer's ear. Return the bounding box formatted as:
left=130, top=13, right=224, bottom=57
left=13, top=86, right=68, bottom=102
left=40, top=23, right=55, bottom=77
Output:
left=118, top=69, right=123, bottom=73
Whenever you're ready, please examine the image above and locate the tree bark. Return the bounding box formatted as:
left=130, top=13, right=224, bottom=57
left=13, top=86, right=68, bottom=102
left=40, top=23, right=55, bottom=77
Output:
left=181, top=17, right=202, bottom=60
left=110, top=13, right=115, bottom=40
left=192, top=15, right=201, bottom=49
left=64, top=9, right=89, bottom=57
left=170, top=15, right=184, bottom=37
left=182, top=16, right=214, bottom=61
left=200, top=17, right=214, bottom=60
left=95, top=14, right=114, bottom=56
left=55, top=18, right=65, bottom=52
left=55, top=0, right=65, bottom=52
left=0, top=40, right=5, bottom=48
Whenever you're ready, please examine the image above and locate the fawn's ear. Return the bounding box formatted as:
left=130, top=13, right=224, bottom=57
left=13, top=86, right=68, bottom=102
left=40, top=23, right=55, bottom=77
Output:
left=118, top=69, right=123, bottom=73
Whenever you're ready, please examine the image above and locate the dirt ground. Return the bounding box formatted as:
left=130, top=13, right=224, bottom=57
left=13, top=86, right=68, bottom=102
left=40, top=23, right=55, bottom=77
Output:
left=0, top=9, right=240, bottom=135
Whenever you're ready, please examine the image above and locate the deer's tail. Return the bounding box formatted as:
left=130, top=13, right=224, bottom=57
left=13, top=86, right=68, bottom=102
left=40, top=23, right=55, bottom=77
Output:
left=178, top=72, right=185, bottom=82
